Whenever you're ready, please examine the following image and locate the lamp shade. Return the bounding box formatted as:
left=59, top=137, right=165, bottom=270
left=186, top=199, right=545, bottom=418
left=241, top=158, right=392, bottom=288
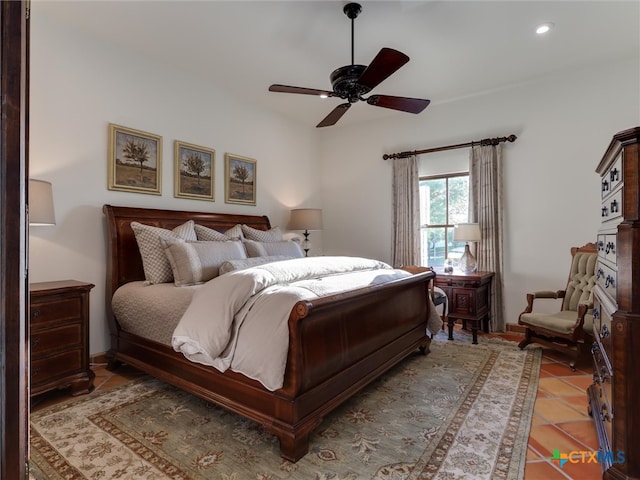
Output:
left=288, top=208, right=323, bottom=231
left=453, top=223, right=481, bottom=242
left=29, top=179, right=56, bottom=226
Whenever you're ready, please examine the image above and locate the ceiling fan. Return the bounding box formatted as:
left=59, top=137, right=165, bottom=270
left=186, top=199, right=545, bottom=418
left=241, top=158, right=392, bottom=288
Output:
left=269, top=2, right=430, bottom=128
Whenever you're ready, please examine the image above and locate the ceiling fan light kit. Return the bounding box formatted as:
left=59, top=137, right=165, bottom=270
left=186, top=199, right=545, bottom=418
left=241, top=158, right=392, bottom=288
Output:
left=268, top=2, right=430, bottom=127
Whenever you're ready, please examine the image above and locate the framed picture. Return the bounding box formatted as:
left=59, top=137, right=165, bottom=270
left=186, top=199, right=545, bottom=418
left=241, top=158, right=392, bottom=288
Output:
left=174, top=141, right=215, bottom=201
left=108, top=123, right=162, bottom=195
left=225, top=153, right=256, bottom=205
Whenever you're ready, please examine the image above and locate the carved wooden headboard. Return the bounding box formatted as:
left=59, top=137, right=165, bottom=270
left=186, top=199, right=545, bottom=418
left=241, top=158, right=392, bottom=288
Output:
left=103, top=204, right=271, bottom=299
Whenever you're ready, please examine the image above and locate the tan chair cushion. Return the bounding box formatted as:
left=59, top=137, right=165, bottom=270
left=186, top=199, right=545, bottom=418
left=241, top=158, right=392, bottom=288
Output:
left=520, top=309, right=593, bottom=335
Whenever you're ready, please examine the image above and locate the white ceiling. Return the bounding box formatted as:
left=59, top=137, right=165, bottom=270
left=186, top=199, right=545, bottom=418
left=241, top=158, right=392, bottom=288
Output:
left=35, top=0, right=640, bottom=128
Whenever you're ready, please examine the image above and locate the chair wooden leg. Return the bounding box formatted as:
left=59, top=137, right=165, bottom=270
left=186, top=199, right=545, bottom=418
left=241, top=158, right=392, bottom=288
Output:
left=518, top=328, right=532, bottom=350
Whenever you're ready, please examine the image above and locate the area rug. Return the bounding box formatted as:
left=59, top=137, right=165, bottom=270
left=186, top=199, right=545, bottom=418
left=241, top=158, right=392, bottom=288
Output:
left=29, top=332, right=541, bottom=480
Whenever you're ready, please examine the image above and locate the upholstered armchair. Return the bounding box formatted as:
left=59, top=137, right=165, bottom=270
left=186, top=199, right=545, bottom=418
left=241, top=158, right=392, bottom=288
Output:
left=518, top=243, right=597, bottom=370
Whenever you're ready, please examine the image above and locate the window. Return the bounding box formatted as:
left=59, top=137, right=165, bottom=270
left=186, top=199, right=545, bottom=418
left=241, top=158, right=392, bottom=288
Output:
left=419, top=173, right=470, bottom=266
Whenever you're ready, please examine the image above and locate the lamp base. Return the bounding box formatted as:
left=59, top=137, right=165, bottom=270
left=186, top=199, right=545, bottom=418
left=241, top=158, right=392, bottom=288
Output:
left=459, top=243, right=477, bottom=274
left=302, top=230, right=310, bottom=257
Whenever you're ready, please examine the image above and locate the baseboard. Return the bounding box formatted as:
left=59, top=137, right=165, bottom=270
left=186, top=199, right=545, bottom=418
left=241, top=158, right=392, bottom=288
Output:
left=90, top=352, right=109, bottom=365
left=506, top=323, right=526, bottom=334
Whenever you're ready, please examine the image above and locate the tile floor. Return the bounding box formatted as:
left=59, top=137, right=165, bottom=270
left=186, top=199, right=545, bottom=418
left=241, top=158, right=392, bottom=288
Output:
left=30, top=331, right=603, bottom=480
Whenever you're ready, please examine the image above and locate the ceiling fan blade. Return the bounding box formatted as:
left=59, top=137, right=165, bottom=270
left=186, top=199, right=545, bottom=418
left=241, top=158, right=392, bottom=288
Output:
left=316, top=103, right=351, bottom=128
left=367, top=95, right=430, bottom=114
left=269, top=84, right=335, bottom=97
left=356, top=48, right=410, bottom=90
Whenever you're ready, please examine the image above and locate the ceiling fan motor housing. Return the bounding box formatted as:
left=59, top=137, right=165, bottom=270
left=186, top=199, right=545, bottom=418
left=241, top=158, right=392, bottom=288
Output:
left=330, top=64, right=371, bottom=101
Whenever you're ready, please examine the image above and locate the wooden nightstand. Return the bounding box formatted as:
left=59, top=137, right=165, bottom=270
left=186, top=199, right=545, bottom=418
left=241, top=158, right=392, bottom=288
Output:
left=433, top=269, right=494, bottom=344
left=29, top=280, right=95, bottom=397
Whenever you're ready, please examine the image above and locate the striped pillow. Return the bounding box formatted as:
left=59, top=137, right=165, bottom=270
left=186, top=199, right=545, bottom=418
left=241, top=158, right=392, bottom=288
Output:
left=243, top=240, right=304, bottom=258
left=161, top=238, right=247, bottom=286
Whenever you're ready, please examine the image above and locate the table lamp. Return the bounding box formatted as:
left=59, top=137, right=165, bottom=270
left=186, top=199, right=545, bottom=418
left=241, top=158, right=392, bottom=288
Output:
left=29, top=179, right=56, bottom=226
left=288, top=208, right=323, bottom=256
left=453, top=223, right=480, bottom=273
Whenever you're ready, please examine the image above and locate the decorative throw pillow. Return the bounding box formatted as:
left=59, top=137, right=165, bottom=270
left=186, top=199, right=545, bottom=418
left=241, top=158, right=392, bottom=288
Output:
left=219, top=255, right=296, bottom=275
left=161, top=238, right=247, bottom=286
left=243, top=239, right=304, bottom=258
left=130, top=220, right=197, bottom=284
left=195, top=223, right=244, bottom=241
left=241, top=224, right=283, bottom=242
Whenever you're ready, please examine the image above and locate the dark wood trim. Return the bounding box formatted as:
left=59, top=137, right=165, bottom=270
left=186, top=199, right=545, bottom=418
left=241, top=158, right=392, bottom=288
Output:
left=0, top=1, right=29, bottom=478
left=383, top=134, right=517, bottom=160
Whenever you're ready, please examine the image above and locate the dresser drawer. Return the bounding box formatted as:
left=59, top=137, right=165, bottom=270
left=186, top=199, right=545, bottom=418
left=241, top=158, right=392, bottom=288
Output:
left=601, top=151, right=623, bottom=199
left=600, top=187, right=623, bottom=224
left=597, top=233, right=617, bottom=265
left=596, top=261, right=617, bottom=299
left=31, top=323, right=82, bottom=357
left=30, top=296, right=82, bottom=326
left=31, top=349, right=83, bottom=385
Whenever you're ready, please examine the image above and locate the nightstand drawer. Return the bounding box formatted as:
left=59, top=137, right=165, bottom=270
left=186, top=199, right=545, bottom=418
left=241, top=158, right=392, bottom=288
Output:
left=31, top=349, right=83, bottom=384
left=31, top=323, right=82, bottom=356
left=31, top=297, right=82, bottom=325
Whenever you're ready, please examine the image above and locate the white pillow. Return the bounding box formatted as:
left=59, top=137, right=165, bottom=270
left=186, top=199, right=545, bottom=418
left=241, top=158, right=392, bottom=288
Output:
left=219, top=255, right=296, bottom=275
left=130, top=220, right=197, bottom=284
left=195, top=223, right=244, bottom=241
left=161, top=238, right=247, bottom=286
left=241, top=224, right=283, bottom=242
left=243, top=239, right=304, bottom=258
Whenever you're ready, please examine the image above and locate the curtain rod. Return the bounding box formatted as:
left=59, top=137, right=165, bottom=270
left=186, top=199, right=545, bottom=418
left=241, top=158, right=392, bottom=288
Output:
left=382, top=134, right=517, bottom=160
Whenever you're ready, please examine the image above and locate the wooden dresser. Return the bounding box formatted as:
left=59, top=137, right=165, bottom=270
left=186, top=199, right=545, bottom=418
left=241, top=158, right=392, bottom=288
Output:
left=29, top=280, right=95, bottom=397
left=589, top=126, right=640, bottom=478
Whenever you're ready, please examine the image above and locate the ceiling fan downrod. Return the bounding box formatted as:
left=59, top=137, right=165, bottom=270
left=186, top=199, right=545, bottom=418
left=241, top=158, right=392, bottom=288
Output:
left=343, top=3, right=362, bottom=66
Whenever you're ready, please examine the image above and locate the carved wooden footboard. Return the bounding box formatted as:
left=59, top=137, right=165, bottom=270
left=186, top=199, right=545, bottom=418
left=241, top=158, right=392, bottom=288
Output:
left=103, top=204, right=433, bottom=461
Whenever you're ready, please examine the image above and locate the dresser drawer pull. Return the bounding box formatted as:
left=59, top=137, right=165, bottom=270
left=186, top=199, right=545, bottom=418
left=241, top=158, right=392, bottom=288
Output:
left=602, top=206, right=609, bottom=217
left=597, top=268, right=604, bottom=279
left=598, top=240, right=604, bottom=251
left=602, top=179, right=609, bottom=193
left=600, top=324, right=610, bottom=339
left=32, top=309, right=41, bottom=319
left=611, top=199, right=619, bottom=213
left=606, top=241, right=616, bottom=254
left=605, top=275, right=616, bottom=288
left=610, top=168, right=619, bottom=182
left=593, top=308, right=600, bottom=320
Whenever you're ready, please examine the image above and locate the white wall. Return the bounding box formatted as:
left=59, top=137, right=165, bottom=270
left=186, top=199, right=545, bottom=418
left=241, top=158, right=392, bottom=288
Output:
left=319, top=55, right=640, bottom=327
left=29, top=9, right=640, bottom=359
left=29, top=13, right=321, bottom=354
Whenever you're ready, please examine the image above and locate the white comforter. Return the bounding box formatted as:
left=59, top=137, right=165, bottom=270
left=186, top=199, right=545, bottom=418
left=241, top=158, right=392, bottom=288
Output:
left=172, top=256, right=440, bottom=391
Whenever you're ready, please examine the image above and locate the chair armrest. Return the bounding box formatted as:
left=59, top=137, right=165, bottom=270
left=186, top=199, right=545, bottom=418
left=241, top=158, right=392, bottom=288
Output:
left=520, top=290, right=566, bottom=317
left=531, top=290, right=565, bottom=299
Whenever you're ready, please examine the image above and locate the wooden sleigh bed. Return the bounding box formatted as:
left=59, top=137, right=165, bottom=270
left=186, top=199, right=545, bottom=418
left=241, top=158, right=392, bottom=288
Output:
left=103, top=204, right=434, bottom=462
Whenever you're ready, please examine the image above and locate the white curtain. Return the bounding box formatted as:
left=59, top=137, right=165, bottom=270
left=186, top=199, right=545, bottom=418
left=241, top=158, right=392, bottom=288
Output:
left=470, top=144, right=505, bottom=331
left=391, top=155, right=421, bottom=268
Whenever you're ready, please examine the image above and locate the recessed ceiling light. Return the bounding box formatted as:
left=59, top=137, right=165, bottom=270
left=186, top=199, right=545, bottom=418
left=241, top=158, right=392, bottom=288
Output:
left=536, top=23, right=554, bottom=35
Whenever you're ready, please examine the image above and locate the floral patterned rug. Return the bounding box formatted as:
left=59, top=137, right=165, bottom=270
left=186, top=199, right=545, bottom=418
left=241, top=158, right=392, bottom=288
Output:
left=29, top=332, right=541, bottom=480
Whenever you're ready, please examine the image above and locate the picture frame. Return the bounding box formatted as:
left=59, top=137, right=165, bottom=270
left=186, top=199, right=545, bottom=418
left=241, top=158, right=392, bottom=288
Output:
left=174, top=141, right=215, bottom=201
left=225, top=153, right=257, bottom=205
left=108, top=123, right=162, bottom=195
